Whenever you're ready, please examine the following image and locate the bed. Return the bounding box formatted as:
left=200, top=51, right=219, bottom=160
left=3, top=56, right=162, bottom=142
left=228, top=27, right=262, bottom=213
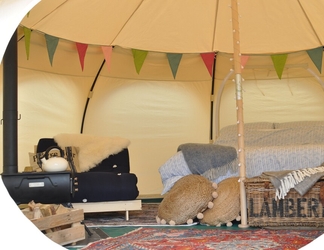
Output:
left=159, top=120, right=324, bottom=195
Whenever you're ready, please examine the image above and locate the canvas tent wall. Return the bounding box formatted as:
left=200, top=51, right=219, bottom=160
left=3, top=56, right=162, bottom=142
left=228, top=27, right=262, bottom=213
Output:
left=1, top=29, right=324, bottom=196
left=0, top=30, right=212, bottom=196
left=214, top=52, right=324, bottom=131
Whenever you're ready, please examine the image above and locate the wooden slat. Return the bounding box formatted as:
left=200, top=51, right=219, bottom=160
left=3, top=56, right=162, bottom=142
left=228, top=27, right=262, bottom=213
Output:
left=31, top=208, right=84, bottom=230
left=45, top=224, right=85, bottom=246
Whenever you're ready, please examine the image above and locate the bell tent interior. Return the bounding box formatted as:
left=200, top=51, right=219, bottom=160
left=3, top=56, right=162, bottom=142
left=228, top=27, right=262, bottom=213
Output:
left=1, top=0, right=324, bottom=239
left=1, top=27, right=324, bottom=197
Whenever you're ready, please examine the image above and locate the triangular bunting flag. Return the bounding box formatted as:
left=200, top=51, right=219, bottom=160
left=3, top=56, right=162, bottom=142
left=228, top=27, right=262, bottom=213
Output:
left=200, top=52, right=215, bottom=77
left=132, top=49, right=148, bottom=74
left=306, top=47, right=323, bottom=73
left=167, top=53, right=183, bottom=79
left=75, top=42, right=88, bottom=71
left=241, top=55, right=249, bottom=69
left=271, top=54, right=288, bottom=79
left=101, top=46, right=113, bottom=72
left=44, top=34, right=59, bottom=66
left=23, top=27, right=32, bottom=60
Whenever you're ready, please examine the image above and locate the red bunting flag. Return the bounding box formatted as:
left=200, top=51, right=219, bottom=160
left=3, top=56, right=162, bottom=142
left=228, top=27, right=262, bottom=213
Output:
left=200, top=52, right=215, bottom=77
left=75, top=42, right=88, bottom=71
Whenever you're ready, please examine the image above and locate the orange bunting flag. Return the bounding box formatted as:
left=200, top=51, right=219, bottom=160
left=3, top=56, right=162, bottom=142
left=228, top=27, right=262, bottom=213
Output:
left=23, top=27, right=32, bottom=60
left=101, top=46, right=113, bottom=72
left=200, top=52, right=215, bottom=77
left=132, top=49, right=148, bottom=74
left=240, top=55, right=249, bottom=69
left=167, top=53, right=183, bottom=79
left=271, top=54, right=288, bottom=79
left=75, top=42, right=88, bottom=71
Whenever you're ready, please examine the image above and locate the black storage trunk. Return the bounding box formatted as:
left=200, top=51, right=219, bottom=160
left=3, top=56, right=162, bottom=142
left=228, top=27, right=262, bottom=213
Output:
left=2, top=171, right=72, bottom=204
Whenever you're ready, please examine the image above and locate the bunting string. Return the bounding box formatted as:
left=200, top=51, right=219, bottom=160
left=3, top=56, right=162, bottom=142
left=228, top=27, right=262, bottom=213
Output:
left=20, top=26, right=323, bottom=78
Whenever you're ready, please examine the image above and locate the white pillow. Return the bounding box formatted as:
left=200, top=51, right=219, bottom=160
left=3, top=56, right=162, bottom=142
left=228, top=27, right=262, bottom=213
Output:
left=219, top=122, right=274, bottom=135
left=159, top=151, right=192, bottom=195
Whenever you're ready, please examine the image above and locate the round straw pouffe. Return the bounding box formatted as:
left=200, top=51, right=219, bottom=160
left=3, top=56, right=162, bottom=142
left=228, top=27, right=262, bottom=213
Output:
left=156, top=174, right=218, bottom=225
left=200, top=177, right=240, bottom=227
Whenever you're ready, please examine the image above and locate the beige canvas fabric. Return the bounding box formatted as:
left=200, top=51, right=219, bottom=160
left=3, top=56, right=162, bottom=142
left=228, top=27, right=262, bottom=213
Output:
left=20, top=0, right=324, bottom=54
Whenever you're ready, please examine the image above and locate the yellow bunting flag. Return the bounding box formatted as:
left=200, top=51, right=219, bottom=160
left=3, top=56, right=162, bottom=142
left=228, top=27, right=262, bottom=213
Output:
left=23, top=27, right=32, bottom=60
left=132, top=49, right=148, bottom=74
left=271, top=54, right=288, bottom=79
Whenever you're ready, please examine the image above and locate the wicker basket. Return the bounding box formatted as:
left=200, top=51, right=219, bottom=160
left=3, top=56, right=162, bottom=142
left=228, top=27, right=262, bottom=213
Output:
left=245, top=177, right=324, bottom=227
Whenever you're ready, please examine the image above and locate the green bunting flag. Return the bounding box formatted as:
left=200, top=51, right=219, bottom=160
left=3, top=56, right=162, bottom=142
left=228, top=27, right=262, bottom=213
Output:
left=132, top=49, right=148, bottom=74
left=45, top=34, right=59, bottom=66
left=271, top=54, right=288, bottom=79
left=306, top=47, right=323, bottom=73
left=23, top=27, right=32, bottom=60
left=167, top=53, right=183, bottom=79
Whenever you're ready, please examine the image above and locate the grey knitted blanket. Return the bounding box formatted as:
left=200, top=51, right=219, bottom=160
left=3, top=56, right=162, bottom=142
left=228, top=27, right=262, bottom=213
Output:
left=177, top=143, right=237, bottom=175
left=261, top=164, right=324, bottom=199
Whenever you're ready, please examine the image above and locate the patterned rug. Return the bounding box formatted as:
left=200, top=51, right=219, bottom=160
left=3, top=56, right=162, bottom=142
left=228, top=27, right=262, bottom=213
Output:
left=81, top=227, right=323, bottom=250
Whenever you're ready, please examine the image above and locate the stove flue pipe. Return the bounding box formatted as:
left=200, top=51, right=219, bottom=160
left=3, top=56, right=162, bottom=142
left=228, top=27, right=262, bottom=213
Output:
left=2, top=30, right=18, bottom=174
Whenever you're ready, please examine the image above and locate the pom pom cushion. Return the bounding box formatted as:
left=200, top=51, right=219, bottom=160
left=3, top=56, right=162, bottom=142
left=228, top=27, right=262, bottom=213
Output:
left=200, top=177, right=240, bottom=226
left=156, top=174, right=218, bottom=225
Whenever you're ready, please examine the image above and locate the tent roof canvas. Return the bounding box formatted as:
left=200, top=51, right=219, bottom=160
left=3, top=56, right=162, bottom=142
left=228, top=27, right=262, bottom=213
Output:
left=20, top=0, right=324, bottom=54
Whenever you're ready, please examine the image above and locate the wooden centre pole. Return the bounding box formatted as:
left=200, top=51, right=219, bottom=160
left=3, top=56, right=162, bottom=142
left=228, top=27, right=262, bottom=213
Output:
left=231, top=0, right=249, bottom=228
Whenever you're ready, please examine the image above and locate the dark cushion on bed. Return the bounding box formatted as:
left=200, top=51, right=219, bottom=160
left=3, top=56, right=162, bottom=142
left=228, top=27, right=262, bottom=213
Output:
left=89, top=148, right=130, bottom=173
left=72, top=172, right=139, bottom=202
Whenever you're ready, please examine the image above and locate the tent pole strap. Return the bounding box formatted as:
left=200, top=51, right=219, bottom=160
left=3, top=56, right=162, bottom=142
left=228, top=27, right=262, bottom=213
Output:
left=80, top=60, right=106, bottom=133
left=2, top=29, right=18, bottom=174
left=209, top=52, right=217, bottom=143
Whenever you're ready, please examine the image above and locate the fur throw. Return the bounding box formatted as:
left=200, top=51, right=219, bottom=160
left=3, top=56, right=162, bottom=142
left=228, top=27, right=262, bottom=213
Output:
left=54, top=133, right=130, bottom=172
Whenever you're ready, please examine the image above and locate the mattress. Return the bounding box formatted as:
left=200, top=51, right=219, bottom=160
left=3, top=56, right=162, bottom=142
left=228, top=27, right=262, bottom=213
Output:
left=159, top=121, right=324, bottom=195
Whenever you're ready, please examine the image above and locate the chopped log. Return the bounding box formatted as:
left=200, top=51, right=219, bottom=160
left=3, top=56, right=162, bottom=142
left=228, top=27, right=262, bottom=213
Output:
left=55, top=204, right=69, bottom=214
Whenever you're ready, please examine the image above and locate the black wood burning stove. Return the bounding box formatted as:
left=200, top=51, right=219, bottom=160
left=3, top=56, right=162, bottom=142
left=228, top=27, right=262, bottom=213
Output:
left=1, top=30, right=75, bottom=205
left=2, top=171, right=72, bottom=204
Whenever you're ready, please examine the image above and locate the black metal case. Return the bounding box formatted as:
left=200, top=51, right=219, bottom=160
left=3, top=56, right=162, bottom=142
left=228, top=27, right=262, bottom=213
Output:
left=2, top=171, right=72, bottom=204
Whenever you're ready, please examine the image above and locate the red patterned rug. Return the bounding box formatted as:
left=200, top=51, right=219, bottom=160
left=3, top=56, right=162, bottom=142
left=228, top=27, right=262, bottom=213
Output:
left=81, top=227, right=323, bottom=250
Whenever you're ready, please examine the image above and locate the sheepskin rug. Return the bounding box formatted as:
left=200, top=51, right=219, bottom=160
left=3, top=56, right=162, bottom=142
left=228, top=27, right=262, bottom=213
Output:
left=54, top=133, right=130, bottom=172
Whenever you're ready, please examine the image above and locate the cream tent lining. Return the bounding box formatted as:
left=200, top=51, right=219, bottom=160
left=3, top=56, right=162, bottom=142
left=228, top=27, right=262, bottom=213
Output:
left=1, top=47, right=324, bottom=197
